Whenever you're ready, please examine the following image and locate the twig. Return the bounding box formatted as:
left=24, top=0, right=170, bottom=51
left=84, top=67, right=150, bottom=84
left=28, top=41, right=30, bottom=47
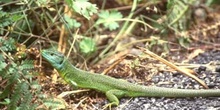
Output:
left=102, top=55, right=126, bottom=75
left=137, top=46, right=209, bottom=89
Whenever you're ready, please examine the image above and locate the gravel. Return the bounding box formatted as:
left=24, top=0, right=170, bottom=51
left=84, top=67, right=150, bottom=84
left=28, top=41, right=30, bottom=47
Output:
left=117, top=50, right=220, bottom=110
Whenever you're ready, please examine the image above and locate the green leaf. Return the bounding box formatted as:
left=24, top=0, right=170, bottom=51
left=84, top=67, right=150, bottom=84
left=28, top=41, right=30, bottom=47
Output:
left=79, top=37, right=96, bottom=55
left=65, top=0, right=72, bottom=5
left=0, top=98, right=10, bottom=105
left=0, top=61, right=7, bottom=71
left=96, top=10, right=123, bottom=31
left=43, top=98, right=66, bottom=110
left=0, top=37, right=16, bottom=51
left=178, top=37, right=191, bottom=48
left=35, top=0, right=48, bottom=6
left=11, top=14, right=23, bottom=21
left=67, top=0, right=98, bottom=19
left=0, top=9, right=23, bottom=29
left=64, top=15, right=81, bottom=28
left=0, top=0, right=13, bottom=3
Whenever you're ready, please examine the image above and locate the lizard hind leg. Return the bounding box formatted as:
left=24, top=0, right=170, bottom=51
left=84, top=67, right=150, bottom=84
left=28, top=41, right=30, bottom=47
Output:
left=105, top=89, right=126, bottom=106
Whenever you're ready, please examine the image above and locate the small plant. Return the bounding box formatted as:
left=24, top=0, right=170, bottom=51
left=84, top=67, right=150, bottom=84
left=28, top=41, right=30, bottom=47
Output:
left=0, top=37, right=40, bottom=110
left=65, top=0, right=98, bottom=19
left=79, top=37, right=97, bottom=56
left=165, top=0, right=195, bottom=47
left=64, top=14, right=81, bottom=29
left=96, top=10, right=123, bottom=31
left=0, top=8, right=23, bottom=35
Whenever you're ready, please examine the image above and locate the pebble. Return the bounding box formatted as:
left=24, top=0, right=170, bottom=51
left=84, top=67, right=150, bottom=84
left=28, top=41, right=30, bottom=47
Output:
left=198, top=66, right=207, bottom=73
left=215, top=66, right=220, bottom=72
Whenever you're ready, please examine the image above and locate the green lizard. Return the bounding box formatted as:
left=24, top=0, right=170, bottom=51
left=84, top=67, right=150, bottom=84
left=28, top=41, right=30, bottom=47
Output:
left=41, top=49, right=220, bottom=106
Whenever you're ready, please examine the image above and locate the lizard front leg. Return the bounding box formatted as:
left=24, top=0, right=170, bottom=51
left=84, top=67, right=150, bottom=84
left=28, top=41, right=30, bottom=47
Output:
left=105, top=89, right=126, bottom=106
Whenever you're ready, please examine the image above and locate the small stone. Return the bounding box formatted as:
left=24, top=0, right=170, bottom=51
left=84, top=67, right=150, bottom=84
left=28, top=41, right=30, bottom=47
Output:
left=143, top=103, right=150, bottom=109
left=194, top=85, right=200, bottom=89
left=151, top=98, right=156, bottom=103
left=152, top=77, right=160, bottom=83
left=215, top=66, right=220, bottom=72
left=208, top=82, right=216, bottom=88
left=198, top=66, right=207, bottom=73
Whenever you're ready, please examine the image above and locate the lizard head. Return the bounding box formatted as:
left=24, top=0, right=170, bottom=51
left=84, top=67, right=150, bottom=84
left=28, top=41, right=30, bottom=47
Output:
left=41, top=49, right=65, bottom=70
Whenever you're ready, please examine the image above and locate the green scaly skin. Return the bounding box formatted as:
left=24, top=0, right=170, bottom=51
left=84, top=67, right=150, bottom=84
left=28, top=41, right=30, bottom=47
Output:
left=41, top=50, right=220, bottom=106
